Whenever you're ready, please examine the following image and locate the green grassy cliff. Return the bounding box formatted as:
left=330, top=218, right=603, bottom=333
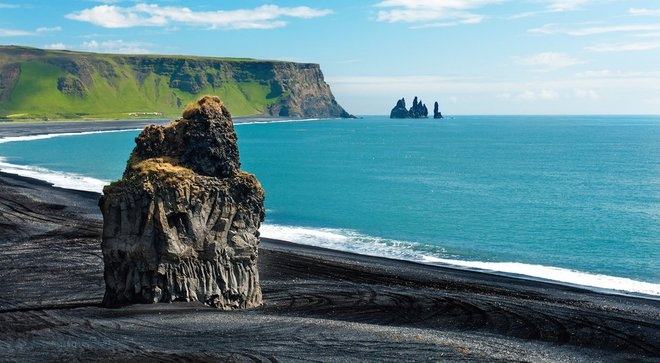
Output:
left=0, top=46, right=351, bottom=121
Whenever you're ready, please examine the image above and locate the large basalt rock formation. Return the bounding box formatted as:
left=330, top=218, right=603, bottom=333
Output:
left=99, top=95, right=265, bottom=309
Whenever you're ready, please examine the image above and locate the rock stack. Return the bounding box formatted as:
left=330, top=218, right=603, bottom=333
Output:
left=390, top=98, right=409, bottom=118
left=389, top=96, right=430, bottom=119
left=99, top=95, right=265, bottom=310
left=433, top=102, right=443, bottom=119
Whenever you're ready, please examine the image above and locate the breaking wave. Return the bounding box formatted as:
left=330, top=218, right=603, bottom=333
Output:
left=260, top=224, right=660, bottom=297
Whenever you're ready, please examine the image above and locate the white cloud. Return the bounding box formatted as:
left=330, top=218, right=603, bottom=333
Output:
left=546, top=0, right=589, bottom=12
left=374, top=0, right=500, bottom=26
left=0, top=28, right=33, bottom=37
left=586, top=41, right=660, bottom=52
left=629, top=8, right=660, bottom=16
left=36, top=26, right=62, bottom=33
left=517, top=89, right=560, bottom=101
left=515, top=52, right=585, bottom=70
left=66, top=3, right=332, bottom=29
left=574, top=89, right=598, bottom=99
left=44, top=42, right=67, bottom=50
left=0, top=2, right=20, bottom=9
left=42, top=39, right=151, bottom=53
left=328, top=73, right=660, bottom=112
left=0, top=26, right=61, bottom=37
left=530, top=23, right=660, bottom=36
left=80, top=40, right=151, bottom=54
left=574, top=69, right=660, bottom=79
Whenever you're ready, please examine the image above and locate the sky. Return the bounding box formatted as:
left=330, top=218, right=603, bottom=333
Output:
left=1, top=0, right=660, bottom=115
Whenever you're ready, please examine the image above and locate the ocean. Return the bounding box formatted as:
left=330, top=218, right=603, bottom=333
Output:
left=1, top=115, right=658, bottom=296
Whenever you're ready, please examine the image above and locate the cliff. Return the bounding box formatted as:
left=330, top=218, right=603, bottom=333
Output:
left=0, top=46, right=352, bottom=120
left=99, top=96, right=264, bottom=309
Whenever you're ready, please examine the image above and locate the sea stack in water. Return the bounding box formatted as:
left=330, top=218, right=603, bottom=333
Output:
left=389, top=96, right=429, bottom=119
left=99, top=95, right=265, bottom=309
left=390, top=98, right=409, bottom=118
left=433, top=102, right=443, bottom=119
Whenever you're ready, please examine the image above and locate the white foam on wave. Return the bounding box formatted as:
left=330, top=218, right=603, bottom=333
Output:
left=236, top=118, right=325, bottom=126
left=0, top=157, right=108, bottom=193
left=260, top=224, right=660, bottom=297
left=0, top=119, right=326, bottom=191
left=260, top=224, right=435, bottom=261
left=0, top=128, right=142, bottom=144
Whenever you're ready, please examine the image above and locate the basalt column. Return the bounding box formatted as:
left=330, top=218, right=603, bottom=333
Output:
left=99, top=96, right=265, bottom=309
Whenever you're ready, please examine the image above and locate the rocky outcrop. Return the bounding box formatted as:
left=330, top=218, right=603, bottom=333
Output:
left=433, top=102, right=443, bottom=119
left=266, top=63, right=354, bottom=118
left=0, top=64, right=19, bottom=103
left=410, top=97, right=428, bottom=118
left=389, top=98, right=409, bottom=118
left=57, top=76, right=86, bottom=98
left=99, top=95, right=265, bottom=309
left=389, top=96, right=428, bottom=119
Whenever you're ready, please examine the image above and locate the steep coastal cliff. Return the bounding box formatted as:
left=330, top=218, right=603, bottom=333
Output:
left=0, top=46, right=352, bottom=120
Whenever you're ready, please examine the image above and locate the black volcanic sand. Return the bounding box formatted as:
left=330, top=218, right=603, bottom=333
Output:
left=0, top=124, right=659, bottom=361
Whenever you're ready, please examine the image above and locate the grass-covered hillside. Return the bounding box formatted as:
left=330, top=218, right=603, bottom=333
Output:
left=0, top=46, right=350, bottom=121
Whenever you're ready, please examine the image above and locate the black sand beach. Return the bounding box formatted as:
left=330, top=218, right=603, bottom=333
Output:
left=0, top=123, right=659, bottom=361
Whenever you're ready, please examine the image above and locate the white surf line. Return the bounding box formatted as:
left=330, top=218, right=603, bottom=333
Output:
left=0, top=128, right=143, bottom=144
left=236, top=117, right=326, bottom=126
left=0, top=157, right=109, bottom=193
left=0, top=117, right=332, bottom=144
left=0, top=129, right=144, bottom=191
left=420, top=255, right=660, bottom=297
left=260, top=224, right=660, bottom=297
left=0, top=118, right=332, bottom=191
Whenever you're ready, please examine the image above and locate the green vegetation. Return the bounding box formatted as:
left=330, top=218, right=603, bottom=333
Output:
left=0, top=46, right=289, bottom=121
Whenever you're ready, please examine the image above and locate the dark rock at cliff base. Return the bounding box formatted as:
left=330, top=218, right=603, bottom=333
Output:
left=390, top=96, right=428, bottom=119
left=433, top=101, right=443, bottom=119
left=99, top=95, right=265, bottom=310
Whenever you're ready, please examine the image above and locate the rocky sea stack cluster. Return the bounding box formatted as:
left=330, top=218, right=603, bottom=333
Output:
left=390, top=97, right=443, bottom=119
left=99, top=95, right=265, bottom=309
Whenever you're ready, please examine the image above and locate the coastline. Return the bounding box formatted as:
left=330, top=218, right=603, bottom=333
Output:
left=0, top=169, right=658, bottom=360
left=0, top=118, right=660, bottom=300
left=0, top=121, right=658, bottom=299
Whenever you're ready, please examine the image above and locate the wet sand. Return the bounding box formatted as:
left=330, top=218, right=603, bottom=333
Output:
left=0, top=121, right=659, bottom=361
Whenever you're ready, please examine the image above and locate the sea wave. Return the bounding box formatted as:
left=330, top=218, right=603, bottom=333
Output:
left=236, top=118, right=325, bottom=126
left=0, top=157, right=108, bottom=193
left=0, top=118, right=327, bottom=144
left=260, top=224, right=660, bottom=297
left=0, top=128, right=142, bottom=144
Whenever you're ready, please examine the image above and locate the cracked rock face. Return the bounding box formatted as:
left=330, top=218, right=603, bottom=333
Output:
left=99, top=96, right=265, bottom=309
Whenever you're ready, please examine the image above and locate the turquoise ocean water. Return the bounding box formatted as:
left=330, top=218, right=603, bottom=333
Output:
left=1, top=116, right=658, bottom=295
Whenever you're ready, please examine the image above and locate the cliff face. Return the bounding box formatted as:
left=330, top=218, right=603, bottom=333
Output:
left=99, top=96, right=264, bottom=309
left=0, top=46, right=351, bottom=120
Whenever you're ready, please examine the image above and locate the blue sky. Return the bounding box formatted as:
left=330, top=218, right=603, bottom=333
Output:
left=1, top=0, right=660, bottom=115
